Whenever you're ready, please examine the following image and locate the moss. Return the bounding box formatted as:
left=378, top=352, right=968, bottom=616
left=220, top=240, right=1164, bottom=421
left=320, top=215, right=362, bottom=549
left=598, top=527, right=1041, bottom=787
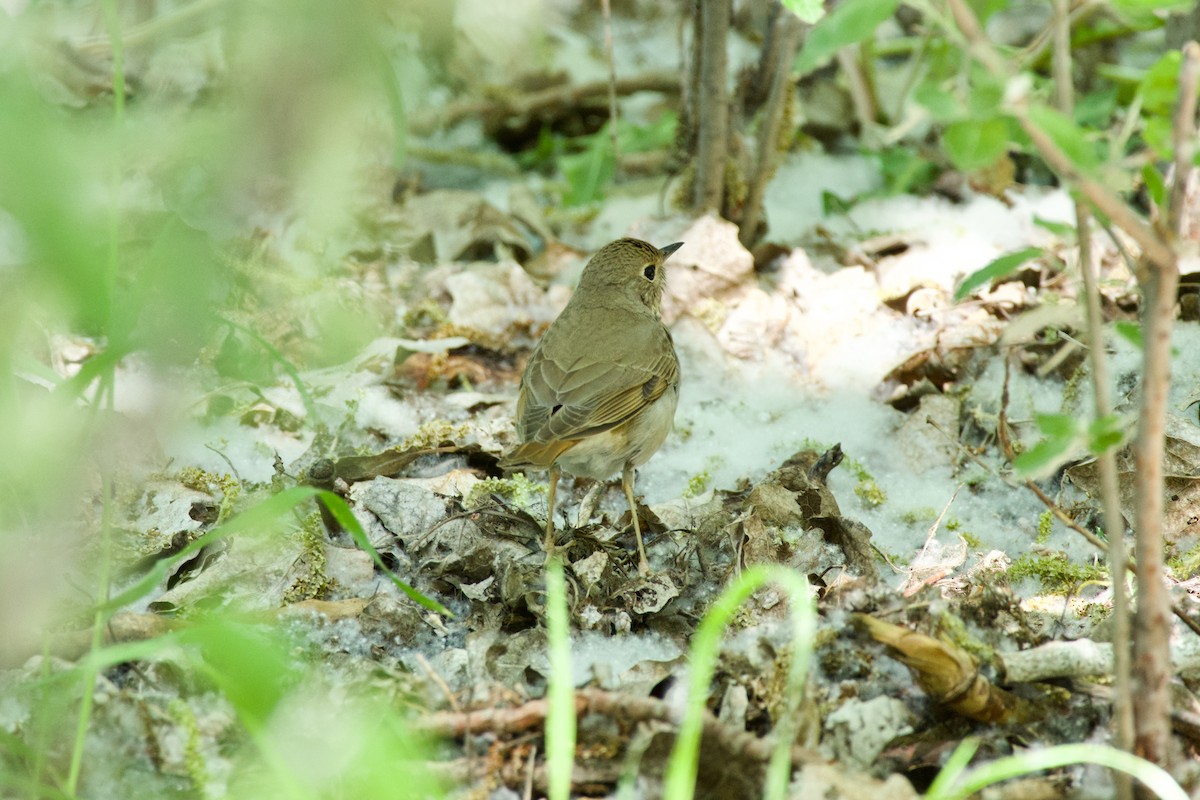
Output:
left=1007, top=552, right=1108, bottom=593
left=847, top=457, right=887, bottom=509
left=935, top=612, right=994, bottom=665
left=1168, top=541, right=1200, bottom=581
left=723, top=157, right=748, bottom=211
left=684, top=470, right=712, bottom=499
left=959, top=531, right=981, bottom=549
left=167, top=698, right=209, bottom=796
left=1062, top=362, right=1086, bottom=412
left=683, top=456, right=724, bottom=499
left=1035, top=510, right=1053, bottom=545
left=900, top=507, right=937, bottom=525
left=854, top=480, right=886, bottom=508
left=962, top=469, right=989, bottom=488
left=464, top=474, right=546, bottom=511
left=670, top=162, right=696, bottom=211
left=282, top=512, right=335, bottom=604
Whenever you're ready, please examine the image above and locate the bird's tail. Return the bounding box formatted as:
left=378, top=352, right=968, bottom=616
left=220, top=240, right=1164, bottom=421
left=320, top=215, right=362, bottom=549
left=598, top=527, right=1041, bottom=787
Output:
left=498, top=438, right=578, bottom=471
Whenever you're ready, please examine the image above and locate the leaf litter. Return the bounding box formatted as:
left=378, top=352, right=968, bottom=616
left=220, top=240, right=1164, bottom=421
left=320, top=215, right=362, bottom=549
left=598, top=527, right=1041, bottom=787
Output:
left=7, top=3, right=1200, bottom=799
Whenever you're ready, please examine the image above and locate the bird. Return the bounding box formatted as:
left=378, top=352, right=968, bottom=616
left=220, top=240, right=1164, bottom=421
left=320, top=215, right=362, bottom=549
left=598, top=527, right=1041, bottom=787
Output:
left=500, top=238, right=684, bottom=575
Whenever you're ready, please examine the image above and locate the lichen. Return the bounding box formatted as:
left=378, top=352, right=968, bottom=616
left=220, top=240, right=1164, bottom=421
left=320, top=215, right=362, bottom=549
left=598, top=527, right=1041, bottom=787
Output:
left=402, top=298, right=449, bottom=332
left=464, top=473, right=546, bottom=512
left=402, top=419, right=472, bottom=450
left=177, top=467, right=242, bottom=524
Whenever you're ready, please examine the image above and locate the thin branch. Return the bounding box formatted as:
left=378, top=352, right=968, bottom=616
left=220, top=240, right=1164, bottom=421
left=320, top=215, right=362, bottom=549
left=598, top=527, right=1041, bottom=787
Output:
left=408, top=72, right=681, bottom=136
left=1052, top=0, right=1133, bottom=789
left=739, top=9, right=803, bottom=246
left=1131, top=39, right=1198, bottom=772
left=1168, top=43, right=1200, bottom=236
left=694, top=0, right=731, bottom=212
left=836, top=45, right=878, bottom=132
left=600, top=0, right=621, bottom=169
left=419, top=689, right=822, bottom=768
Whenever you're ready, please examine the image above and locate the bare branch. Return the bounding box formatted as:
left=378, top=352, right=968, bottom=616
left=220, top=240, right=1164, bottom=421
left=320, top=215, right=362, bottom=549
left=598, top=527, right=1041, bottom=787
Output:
left=600, top=0, right=621, bottom=169
left=694, top=0, right=732, bottom=211
left=1052, top=0, right=1133, bottom=790
left=739, top=9, right=803, bottom=246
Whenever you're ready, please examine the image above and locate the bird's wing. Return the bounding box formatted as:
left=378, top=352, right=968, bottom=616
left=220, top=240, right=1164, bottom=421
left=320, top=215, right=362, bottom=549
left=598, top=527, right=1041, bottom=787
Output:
left=516, top=331, right=678, bottom=447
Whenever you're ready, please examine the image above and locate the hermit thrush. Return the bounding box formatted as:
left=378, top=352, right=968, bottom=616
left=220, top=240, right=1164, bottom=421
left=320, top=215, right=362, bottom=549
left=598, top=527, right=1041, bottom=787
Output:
left=501, top=238, right=683, bottom=575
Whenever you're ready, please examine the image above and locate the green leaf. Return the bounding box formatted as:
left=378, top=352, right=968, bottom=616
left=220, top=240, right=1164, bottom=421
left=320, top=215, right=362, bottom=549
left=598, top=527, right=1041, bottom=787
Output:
left=544, top=557, right=575, bottom=800
left=1088, top=414, right=1127, bottom=454
left=966, top=67, right=1004, bottom=119
left=1033, top=216, right=1076, bottom=238
left=954, top=246, right=1043, bottom=300
left=1111, top=0, right=1195, bottom=12
left=879, top=146, right=939, bottom=195
left=821, top=190, right=855, bottom=216
left=560, top=123, right=615, bottom=207
left=1013, top=435, right=1075, bottom=476
left=99, top=486, right=326, bottom=612
left=795, top=0, right=901, bottom=76
left=942, top=118, right=1008, bottom=172
left=1142, top=164, right=1166, bottom=208
left=1143, top=115, right=1173, bottom=159
left=914, top=81, right=963, bottom=123
left=1137, top=51, right=1182, bottom=114
left=782, top=0, right=825, bottom=24
left=967, top=0, right=1009, bottom=22
left=1035, top=413, right=1078, bottom=438
left=1025, top=106, right=1099, bottom=171
left=618, top=111, right=677, bottom=153
left=181, top=622, right=296, bottom=728
left=1114, top=320, right=1143, bottom=348
left=1074, top=87, right=1118, bottom=129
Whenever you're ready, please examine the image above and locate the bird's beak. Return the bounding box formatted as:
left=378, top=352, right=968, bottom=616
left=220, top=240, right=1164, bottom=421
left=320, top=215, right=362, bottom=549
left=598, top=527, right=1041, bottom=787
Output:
left=659, top=242, right=684, bottom=260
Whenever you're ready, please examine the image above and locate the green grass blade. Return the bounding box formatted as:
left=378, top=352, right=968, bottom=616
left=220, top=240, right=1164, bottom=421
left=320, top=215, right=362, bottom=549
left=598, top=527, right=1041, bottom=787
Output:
left=545, top=555, right=575, bottom=800
left=663, top=565, right=816, bottom=800
left=926, top=742, right=1187, bottom=800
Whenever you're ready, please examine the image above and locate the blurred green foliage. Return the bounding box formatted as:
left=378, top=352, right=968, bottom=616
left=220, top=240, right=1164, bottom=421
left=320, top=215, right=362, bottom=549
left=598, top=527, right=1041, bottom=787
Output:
left=0, top=2, right=438, bottom=797
left=527, top=111, right=678, bottom=207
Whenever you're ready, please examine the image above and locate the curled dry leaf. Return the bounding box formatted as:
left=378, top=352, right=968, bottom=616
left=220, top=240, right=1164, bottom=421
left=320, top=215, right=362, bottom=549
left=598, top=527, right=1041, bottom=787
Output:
left=855, top=614, right=1027, bottom=724
left=744, top=446, right=879, bottom=580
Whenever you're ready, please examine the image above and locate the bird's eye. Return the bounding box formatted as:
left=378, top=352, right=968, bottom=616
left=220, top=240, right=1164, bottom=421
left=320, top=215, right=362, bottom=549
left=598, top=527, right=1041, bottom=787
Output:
left=643, top=264, right=656, bottom=280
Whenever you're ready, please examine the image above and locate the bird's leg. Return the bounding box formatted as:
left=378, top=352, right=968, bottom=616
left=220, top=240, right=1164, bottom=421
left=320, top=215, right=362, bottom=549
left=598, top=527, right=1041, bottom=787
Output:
left=545, top=465, right=560, bottom=560
left=622, top=464, right=650, bottom=575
